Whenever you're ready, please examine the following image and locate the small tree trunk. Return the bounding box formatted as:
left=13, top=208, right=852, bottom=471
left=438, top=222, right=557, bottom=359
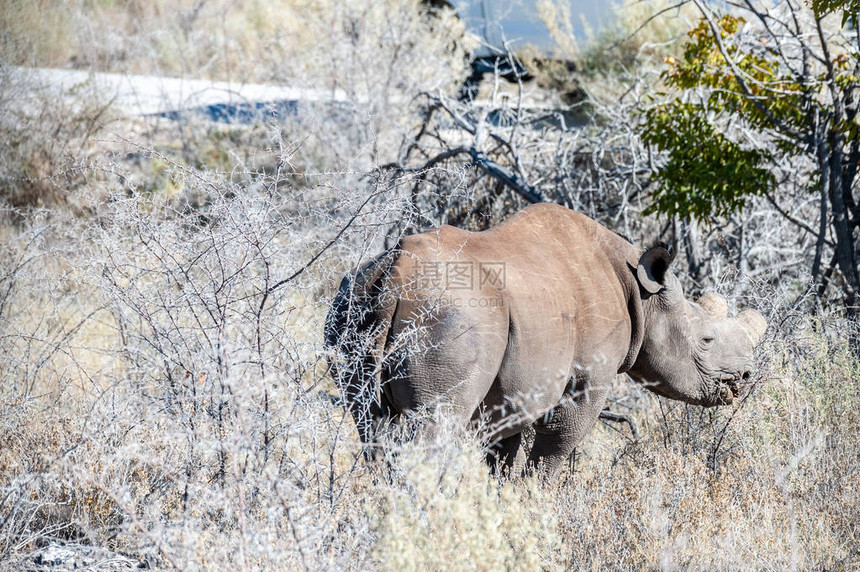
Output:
left=828, top=166, right=858, bottom=298
left=682, top=217, right=704, bottom=284
left=822, top=134, right=860, bottom=345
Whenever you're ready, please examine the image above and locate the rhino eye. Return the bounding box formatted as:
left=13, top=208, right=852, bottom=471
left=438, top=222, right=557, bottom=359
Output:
left=700, top=336, right=715, bottom=347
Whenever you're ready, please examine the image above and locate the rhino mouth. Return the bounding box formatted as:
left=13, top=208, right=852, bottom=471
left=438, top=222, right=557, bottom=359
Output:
left=716, top=373, right=744, bottom=404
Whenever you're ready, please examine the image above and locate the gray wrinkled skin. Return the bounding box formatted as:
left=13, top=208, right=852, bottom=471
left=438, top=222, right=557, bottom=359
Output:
left=325, top=204, right=767, bottom=476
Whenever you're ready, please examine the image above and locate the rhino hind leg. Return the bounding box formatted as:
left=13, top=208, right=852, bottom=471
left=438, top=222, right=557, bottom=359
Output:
left=486, top=432, right=524, bottom=476
left=385, top=305, right=508, bottom=444
left=337, top=351, right=390, bottom=461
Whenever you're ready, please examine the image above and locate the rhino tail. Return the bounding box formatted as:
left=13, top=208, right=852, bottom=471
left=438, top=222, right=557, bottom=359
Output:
left=324, top=247, right=401, bottom=456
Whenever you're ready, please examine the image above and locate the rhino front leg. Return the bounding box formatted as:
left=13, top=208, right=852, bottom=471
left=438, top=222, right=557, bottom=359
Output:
left=527, top=381, right=609, bottom=477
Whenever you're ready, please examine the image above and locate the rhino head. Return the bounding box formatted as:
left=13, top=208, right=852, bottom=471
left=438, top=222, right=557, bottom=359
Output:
left=628, top=245, right=768, bottom=406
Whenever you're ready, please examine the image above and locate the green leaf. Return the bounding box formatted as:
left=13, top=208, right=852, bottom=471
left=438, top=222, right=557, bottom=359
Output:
left=640, top=102, right=774, bottom=220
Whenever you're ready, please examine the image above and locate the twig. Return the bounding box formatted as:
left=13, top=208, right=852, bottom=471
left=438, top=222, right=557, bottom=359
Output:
left=258, top=188, right=384, bottom=314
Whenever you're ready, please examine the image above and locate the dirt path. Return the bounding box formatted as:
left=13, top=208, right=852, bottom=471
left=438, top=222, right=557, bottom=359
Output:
left=12, top=66, right=347, bottom=122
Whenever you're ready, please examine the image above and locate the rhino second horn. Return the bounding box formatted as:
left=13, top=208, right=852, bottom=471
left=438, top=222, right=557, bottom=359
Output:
left=738, top=309, right=767, bottom=344
left=697, top=293, right=729, bottom=319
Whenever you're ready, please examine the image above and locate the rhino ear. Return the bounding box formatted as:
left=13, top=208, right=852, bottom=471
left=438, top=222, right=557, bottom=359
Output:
left=636, top=244, right=673, bottom=294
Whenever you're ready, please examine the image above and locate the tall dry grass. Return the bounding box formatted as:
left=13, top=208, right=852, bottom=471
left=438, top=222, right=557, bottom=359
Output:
left=0, top=0, right=468, bottom=211
left=1, top=138, right=857, bottom=569
left=1, top=0, right=469, bottom=86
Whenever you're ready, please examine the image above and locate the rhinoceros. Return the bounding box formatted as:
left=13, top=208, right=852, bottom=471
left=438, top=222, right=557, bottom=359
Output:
left=324, top=203, right=767, bottom=475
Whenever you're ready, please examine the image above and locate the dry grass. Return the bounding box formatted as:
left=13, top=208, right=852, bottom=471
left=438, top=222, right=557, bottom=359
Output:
left=0, top=0, right=468, bottom=210
left=1, top=177, right=857, bottom=569
left=1, top=0, right=468, bottom=86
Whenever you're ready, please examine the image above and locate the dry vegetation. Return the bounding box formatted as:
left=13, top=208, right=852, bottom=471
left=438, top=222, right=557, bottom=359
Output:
left=1, top=0, right=858, bottom=570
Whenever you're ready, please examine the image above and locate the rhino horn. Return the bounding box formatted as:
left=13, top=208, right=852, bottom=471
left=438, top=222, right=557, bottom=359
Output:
left=697, top=293, right=728, bottom=319
left=738, top=309, right=767, bottom=344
